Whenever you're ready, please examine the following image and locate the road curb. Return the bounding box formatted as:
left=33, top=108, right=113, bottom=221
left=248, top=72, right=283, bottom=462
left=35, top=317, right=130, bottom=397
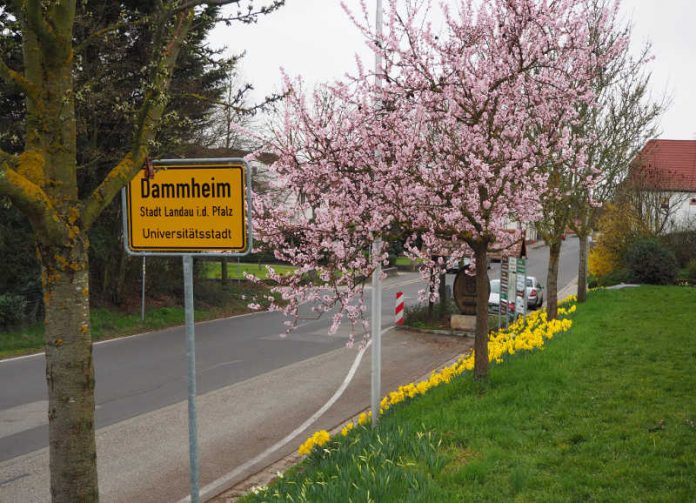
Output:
left=558, top=276, right=579, bottom=300
left=395, top=325, right=474, bottom=338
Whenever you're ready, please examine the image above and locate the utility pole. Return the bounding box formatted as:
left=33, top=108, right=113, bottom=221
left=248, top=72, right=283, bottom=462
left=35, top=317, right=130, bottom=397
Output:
left=371, top=0, right=384, bottom=428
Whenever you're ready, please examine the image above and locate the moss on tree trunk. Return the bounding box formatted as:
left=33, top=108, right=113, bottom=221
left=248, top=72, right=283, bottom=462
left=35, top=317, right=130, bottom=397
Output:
left=40, top=239, right=99, bottom=502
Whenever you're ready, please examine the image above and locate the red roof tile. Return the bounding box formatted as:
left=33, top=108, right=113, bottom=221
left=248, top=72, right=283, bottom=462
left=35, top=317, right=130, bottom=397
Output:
left=630, top=139, right=696, bottom=192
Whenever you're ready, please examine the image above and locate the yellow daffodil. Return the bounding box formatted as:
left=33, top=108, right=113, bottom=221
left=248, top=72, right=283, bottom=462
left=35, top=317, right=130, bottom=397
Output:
left=297, top=301, right=578, bottom=456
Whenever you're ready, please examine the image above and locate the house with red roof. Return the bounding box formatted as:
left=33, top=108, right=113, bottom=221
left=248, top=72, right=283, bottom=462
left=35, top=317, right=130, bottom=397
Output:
left=627, top=139, right=696, bottom=233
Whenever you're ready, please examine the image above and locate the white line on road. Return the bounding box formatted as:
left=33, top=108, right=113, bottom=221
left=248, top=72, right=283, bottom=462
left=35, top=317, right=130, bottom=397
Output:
left=178, top=326, right=395, bottom=503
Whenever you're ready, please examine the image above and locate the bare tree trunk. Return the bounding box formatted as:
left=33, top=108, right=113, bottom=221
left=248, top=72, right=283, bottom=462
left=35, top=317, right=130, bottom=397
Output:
left=577, top=232, right=589, bottom=303
left=547, top=240, right=561, bottom=320
left=113, top=249, right=128, bottom=306
left=473, top=243, right=490, bottom=380
left=427, top=270, right=435, bottom=321
left=40, top=240, right=99, bottom=503
left=438, top=270, right=447, bottom=318
left=221, top=257, right=228, bottom=289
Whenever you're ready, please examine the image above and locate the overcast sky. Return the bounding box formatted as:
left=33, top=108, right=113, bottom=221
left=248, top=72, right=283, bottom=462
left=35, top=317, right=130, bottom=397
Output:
left=208, top=0, right=696, bottom=140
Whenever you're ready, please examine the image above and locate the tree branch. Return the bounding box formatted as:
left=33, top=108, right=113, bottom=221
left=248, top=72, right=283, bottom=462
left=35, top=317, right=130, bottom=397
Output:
left=74, top=15, right=152, bottom=54
left=80, top=9, right=195, bottom=231
left=0, top=154, right=64, bottom=243
left=79, top=150, right=146, bottom=231
left=172, top=0, right=285, bottom=22
left=0, top=148, right=14, bottom=169
left=25, top=0, right=60, bottom=50
left=0, top=56, right=41, bottom=104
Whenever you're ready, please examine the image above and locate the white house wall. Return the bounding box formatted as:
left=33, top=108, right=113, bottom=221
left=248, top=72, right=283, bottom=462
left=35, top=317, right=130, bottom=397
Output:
left=668, top=191, right=696, bottom=231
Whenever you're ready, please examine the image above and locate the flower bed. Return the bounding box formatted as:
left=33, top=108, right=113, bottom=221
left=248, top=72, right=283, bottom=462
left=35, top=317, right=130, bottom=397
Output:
left=297, top=296, right=577, bottom=456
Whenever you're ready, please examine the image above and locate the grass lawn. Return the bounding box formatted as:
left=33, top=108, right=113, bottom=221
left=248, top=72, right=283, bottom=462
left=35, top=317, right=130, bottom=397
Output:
left=393, top=256, right=415, bottom=267
left=202, top=261, right=296, bottom=281
left=0, top=280, right=274, bottom=359
left=243, top=285, right=696, bottom=502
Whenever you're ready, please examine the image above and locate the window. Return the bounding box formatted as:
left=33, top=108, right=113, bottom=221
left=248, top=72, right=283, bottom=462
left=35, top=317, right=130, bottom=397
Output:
left=690, top=197, right=696, bottom=206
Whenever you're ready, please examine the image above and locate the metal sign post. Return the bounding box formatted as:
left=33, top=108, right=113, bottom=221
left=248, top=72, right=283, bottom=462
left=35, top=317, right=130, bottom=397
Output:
left=371, top=0, right=384, bottom=428
left=182, top=255, right=199, bottom=502
left=515, top=258, right=527, bottom=318
left=499, top=259, right=508, bottom=329
left=371, top=239, right=382, bottom=428
left=508, top=257, right=517, bottom=322
left=141, top=256, right=146, bottom=321
left=122, top=158, right=252, bottom=503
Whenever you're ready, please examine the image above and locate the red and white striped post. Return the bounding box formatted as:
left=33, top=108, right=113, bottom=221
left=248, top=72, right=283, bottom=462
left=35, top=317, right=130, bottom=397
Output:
left=395, top=291, right=405, bottom=325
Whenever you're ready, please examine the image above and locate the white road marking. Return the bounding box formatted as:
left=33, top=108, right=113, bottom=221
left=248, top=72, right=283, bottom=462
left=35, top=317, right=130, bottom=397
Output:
left=178, top=326, right=395, bottom=503
left=0, top=352, right=42, bottom=364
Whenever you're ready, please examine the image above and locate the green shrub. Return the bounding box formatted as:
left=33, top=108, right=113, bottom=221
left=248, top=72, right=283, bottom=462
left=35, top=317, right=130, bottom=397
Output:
left=588, top=275, right=598, bottom=289
left=661, top=230, right=696, bottom=267
left=592, top=268, right=631, bottom=287
left=686, top=258, right=696, bottom=282
left=623, top=239, right=678, bottom=285
left=403, top=299, right=456, bottom=327
left=0, top=293, right=28, bottom=329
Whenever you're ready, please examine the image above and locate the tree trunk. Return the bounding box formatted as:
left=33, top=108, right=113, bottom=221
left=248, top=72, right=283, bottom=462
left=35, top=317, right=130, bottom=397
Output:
left=221, top=257, right=228, bottom=289
left=546, top=240, right=562, bottom=320
left=427, top=270, right=435, bottom=321
left=113, top=249, right=129, bottom=306
left=577, top=232, right=589, bottom=303
left=40, top=239, right=99, bottom=503
left=0, top=5, right=199, bottom=502
left=438, top=270, right=447, bottom=318
left=473, top=243, right=490, bottom=380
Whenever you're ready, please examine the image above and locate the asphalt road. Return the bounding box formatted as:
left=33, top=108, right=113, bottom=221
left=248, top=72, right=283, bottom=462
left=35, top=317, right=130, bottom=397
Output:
left=0, top=238, right=579, bottom=501
left=0, top=274, right=427, bottom=463
left=488, top=235, right=581, bottom=304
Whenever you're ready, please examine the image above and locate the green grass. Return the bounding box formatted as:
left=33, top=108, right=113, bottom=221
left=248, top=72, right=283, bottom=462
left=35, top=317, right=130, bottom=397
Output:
left=202, top=261, right=296, bottom=281
left=393, top=256, right=415, bottom=267
left=242, top=286, right=696, bottom=502
left=0, top=280, right=275, bottom=358
left=678, top=268, right=696, bottom=285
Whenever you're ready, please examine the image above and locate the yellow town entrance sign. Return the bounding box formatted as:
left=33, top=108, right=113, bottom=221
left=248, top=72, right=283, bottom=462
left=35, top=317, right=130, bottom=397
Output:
left=123, top=159, right=251, bottom=254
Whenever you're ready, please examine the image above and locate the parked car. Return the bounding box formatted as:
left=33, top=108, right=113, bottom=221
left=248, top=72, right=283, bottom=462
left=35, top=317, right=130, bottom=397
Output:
left=447, top=257, right=471, bottom=274
left=446, top=256, right=490, bottom=274
left=526, top=276, right=544, bottom=309
left=488, top=279, right=514, bottom=315
left=488, top=277, right=544, bottom=313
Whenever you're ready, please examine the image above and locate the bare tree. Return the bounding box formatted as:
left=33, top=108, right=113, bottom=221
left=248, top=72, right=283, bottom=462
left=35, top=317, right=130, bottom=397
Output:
left=569, top=0, right=665, bottom=302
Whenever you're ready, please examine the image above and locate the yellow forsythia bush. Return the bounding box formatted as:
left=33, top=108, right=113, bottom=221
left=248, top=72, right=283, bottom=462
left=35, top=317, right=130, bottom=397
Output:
left=589, top=244, right=619, bottom=278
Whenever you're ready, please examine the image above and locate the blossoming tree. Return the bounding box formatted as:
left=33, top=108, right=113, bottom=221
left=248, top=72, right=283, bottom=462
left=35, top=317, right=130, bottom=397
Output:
left=358, top=0, right=621, bottom=378
left=252, top=71, right=421, bottom=340
left=255, top=0, right=622, bottom=381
